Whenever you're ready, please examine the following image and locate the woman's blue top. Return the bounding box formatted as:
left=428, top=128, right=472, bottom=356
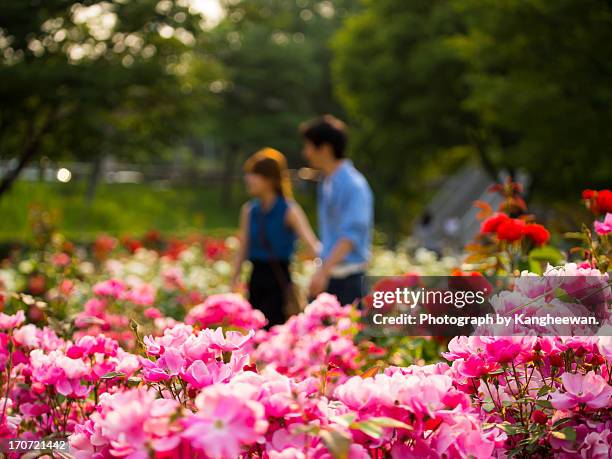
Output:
left=248, top=197, right=297, bottom=262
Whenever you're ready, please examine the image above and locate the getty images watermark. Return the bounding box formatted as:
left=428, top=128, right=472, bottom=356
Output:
left=361, top=275, right=611, bottom=337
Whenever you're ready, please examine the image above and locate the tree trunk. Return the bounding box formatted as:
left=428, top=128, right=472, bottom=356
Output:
left=468, top=129, right=498, bottom=181
left=38, top=156, right=50, bottom=182
left=0, top=110, right=55, bottom=198
left=86, top=156, right=104, bottom=204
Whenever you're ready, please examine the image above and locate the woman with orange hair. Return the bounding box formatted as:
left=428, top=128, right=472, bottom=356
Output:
left=231, top=148, right=320, bottom=327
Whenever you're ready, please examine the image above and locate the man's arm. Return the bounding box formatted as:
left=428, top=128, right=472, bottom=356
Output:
left=309, top=181, right=371, bottom=297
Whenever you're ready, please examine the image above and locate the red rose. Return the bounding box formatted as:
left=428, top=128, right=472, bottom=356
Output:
left=523, top=223, right=550, bottom=246
left=124, top=238, right=143, bottom=254
left=449, top=270, right=493, bottom=297
left=28, top=274, right=46, bottom=295
left=549, top=352, right=564, bottom=367
left=480, top=213, right=510, bottom=234
left=531, top=410, right=548, bottom=425
left=596, top=189, right=612, bottom=213
left=144, top=230, right=161, bottom=244
left=582, top=189, right=596, bottom=200
left=496, top=218, right=525, bottom=242
left=93, top=234, right=117, bottom=259
left=589, top=354, right=606, bottom=366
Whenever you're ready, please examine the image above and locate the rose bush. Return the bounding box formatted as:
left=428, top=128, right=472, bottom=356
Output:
left=1, top=283, right=609, bottom=458
left=0, top=187, right=610, bottom=458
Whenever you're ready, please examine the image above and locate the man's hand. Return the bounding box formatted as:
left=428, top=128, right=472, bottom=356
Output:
left=309, top=267, right=330, bottom=298
left=309, top=238, right=353, bottom=299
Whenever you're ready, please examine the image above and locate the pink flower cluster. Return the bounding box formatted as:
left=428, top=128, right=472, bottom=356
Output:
left=444, top=333, right=612, bottom=456
left=70, top=365, right=308, bottom=458
left=0, top=315, right=139, bottom=447
left=70, top=388, right=181, bottom=458
left=1, top=262, right=610, bottom=458
left=182, top=384, right=268, bottom=458
left=185, top=293, right=267, bottom=331
left=333, top=365, right=505, bottom=458
left=91, top=279, right=156, bottom=307
left=472, top=264, right=611, bottom=336
left=74, top=279, right=158, bottom=346
left=1, top=310, right=26, bottom=368
left=254, top=293, right=361, bottom=379
left=70, top=352, right=506, bottom=458
left=29, top=335, right=139, bottom=398
left=140, top=323, right=253, bottom=389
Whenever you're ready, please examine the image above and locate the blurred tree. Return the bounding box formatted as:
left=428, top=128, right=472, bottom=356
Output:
left=450, top=0, right=612, bottom=199
left=0, top=0, right=219, bottom=198
left=332, top=0, right=474, bottom=232
left=334, top=0, right=612, bottom=232
left=202, top=0, right=359, bottom=205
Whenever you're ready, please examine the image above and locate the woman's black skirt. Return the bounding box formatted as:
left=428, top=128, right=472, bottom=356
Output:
left=248, top=260, right=291, bottom=328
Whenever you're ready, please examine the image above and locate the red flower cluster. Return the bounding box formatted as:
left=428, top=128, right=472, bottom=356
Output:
left=583, top=189, right=612, bottom=215
left=480, top=213, right=510, bottom=234
left=120, top=236, right=143, bottom=254
left=523, top=223, right=551, bottom=245
left=480, top=213, right=550, bottom=246
left=497, top=218, right=525, bottom=242
left=449, top=269, right=493, bottom=298
left=93, top=234, right=118, bottom=260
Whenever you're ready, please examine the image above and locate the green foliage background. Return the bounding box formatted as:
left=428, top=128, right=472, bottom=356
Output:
left=333, top=0, right=612, bottom=232
left=1, top=0, right=610, bottom=239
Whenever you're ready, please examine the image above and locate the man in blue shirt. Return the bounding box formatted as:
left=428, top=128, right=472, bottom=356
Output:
left=300, top=115, right=374, bottom=305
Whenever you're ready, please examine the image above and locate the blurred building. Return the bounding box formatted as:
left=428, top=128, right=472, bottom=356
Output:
left=414, top=166, right=529, bottom=254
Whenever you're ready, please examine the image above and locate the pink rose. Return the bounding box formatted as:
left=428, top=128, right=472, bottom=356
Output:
left=550, top=371, right=612, bottom=410
left=0, top=310, right=25, bottom=330
left=594, top=213, right=612, bottom=235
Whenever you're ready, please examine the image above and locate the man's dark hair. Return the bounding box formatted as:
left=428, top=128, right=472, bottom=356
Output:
left=300, top=115, right=347, bottom=159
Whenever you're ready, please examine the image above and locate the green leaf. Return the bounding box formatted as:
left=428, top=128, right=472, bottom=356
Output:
left=482, top=401, right=496, bottom=412
left=365, top=417, right=413, bottom=430
left=528, top=246, right=564, bottom=274
left=537, top=386, right=554, bottom=397
left=564, top=232, right=587, bottom=241
left=552, top=417, right=572, bottom=429
left=320, top=429, right=351, bottom=459
left=349, top=416, right=413, bottom=439
left=497, top=422, right=521, bottom=435
left=551, top=427, right=577, bottom=442
left=351, top=420, right=384, bottom=439
left=535, top=399, right=553, bottom=409
left=553, top=287, right=575, bottom=304
left=333, top=413, right=357, bottom=428
left=292, top=424, right=321, bottom=436
left=100, top=371, right=125, bottom=380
